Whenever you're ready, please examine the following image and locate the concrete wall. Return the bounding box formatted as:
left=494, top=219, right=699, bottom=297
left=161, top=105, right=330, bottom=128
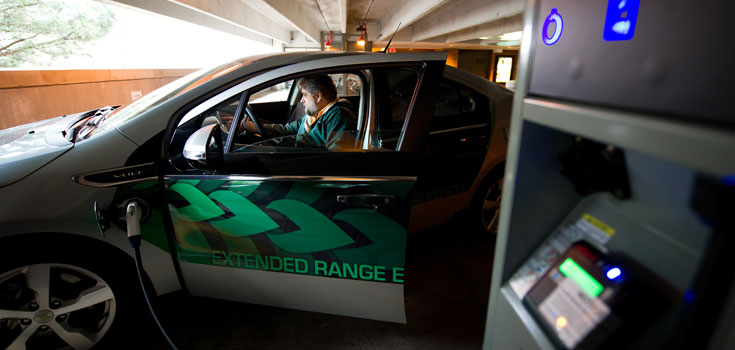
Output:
left=0, top=69, right=196, bottom=130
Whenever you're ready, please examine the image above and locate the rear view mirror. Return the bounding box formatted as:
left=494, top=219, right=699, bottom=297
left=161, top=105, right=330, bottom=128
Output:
left=183, top=124, right=223, bottom=169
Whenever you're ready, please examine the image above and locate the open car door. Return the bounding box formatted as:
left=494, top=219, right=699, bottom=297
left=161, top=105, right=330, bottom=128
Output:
left=162, top=53, right=447, bottom=322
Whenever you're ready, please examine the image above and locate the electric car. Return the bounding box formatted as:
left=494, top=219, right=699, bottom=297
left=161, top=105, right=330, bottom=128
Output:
left=0, top=51, right=512, bottom=349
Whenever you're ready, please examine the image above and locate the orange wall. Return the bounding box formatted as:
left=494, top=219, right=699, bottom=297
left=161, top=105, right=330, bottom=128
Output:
left=446, top=49, right=459, bottom=68
left=0, top=69, right=196, bottom=130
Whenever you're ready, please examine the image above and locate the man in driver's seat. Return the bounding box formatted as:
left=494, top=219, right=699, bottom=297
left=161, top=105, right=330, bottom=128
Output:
left=244, top=75, right=357, bottom=150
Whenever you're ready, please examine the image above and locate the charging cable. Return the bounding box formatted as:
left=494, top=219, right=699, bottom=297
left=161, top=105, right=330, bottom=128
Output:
left=126, top=201, right=180, bottom=350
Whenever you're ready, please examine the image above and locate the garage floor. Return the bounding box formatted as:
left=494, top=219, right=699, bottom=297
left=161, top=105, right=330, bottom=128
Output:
left=134, top=219, right=496, bottom=349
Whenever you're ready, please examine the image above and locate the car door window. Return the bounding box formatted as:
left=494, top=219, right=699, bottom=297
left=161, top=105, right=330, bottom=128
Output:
left=202, top=95, right=239, bottom=131
left=230, top=72, right=363, bottom=153
left=429, top=79, right=490, bottom=133
left=459, top=85, right=490, bottom=126
left=168, top=66, right=426, bottom=174
left=415, top=78, right=493, bottom=205
left=249, top=80, right=292, bottom=103
left=430, top=82, right=461, bottom=132
left=167, top=93, right=241, bottom=171
left=372, top=68, right=419, bottom=150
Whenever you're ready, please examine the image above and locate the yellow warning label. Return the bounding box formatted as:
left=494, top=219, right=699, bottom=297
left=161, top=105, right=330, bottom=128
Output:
left=582, top=213, right=616, bottom=237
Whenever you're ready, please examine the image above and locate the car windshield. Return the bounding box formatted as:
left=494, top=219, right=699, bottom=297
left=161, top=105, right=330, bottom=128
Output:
left=89, top=60, right=252, bottom=137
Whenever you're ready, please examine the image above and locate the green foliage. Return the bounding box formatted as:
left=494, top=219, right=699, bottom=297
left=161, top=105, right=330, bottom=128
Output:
left=0, top=0, right=115, bottom=67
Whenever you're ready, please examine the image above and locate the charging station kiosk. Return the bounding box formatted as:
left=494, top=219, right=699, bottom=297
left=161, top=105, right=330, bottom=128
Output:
left=483, top=0, right=734, bottom=349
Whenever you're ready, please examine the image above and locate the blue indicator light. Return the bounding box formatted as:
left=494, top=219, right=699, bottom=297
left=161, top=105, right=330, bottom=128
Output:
left=723, top=175, right=735, bottom=187
left=542, top=8, right=563, bottom=45
left=603, top=0, right=640, bottom=41
left=684, top=290, right=696, bottom=304
left=606, top=267, right=622, bottom=280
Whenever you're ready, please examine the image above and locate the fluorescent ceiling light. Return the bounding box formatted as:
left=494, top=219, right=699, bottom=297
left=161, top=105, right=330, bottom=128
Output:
left=499, top=31, right=523, bottom=41
left=497, top=40, right=521, bottom=46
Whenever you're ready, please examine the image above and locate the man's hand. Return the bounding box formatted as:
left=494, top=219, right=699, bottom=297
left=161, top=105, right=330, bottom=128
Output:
left=242, top=118, right=258, bottom=133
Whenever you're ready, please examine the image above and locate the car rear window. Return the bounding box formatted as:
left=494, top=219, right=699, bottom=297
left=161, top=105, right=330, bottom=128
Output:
left=430, top=79, right=490, bottom=132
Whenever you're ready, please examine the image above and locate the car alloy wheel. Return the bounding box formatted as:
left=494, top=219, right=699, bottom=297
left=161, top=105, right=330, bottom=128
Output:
left=481, top=177, right=503, bottom=234
left=0, top=263, right=116, bottom=350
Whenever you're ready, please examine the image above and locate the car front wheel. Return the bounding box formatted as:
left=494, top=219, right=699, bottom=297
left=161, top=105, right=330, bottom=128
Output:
left=0, top=244, right=143, bottom=350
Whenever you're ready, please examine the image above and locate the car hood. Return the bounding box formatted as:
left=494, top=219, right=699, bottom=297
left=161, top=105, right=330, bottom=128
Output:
left=0, top=116, right=74, bottom=188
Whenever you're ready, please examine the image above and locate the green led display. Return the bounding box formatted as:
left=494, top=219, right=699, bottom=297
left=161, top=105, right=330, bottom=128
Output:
left=559, top=258, right=604, bottom=297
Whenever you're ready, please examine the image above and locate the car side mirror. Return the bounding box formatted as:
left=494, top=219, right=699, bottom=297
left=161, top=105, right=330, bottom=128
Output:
left=183, top=124, right=223, bottom=169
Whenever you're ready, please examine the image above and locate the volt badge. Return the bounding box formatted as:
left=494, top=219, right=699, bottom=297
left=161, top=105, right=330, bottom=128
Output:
left=603, top=0, right=640, bottom=41
left=542, top=8, right=563, bottom=45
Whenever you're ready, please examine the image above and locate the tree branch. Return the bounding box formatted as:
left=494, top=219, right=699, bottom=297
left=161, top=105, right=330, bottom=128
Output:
left=0, top=0, right=114, bottom=66
left=0, top=32, right=42, bottom=53
left=0, top=1, right=41, bottom=14
left=0, top=32, right=75, bottom=58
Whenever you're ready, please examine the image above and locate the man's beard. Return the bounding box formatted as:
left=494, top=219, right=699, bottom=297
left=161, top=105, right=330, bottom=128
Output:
left=305, top=105, right=318, bottom=116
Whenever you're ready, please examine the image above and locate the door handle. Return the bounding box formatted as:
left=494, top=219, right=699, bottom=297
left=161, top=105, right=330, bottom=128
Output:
left=337, top=194, right=396, bottom=209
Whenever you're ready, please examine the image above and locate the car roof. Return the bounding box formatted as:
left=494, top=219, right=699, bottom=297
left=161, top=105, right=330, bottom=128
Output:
left=230, top=51, right=368, bottom=65
left=183, top=51, right=447, bottom=107
left=225, top=51, right=368, bottom=76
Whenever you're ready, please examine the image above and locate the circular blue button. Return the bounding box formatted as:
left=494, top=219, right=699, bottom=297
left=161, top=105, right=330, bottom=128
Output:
left=543, top=8, right=563, bottom=45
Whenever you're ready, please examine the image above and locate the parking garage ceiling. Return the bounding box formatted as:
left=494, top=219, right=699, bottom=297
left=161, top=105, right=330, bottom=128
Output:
left=104, top=0, right=524, bottom=51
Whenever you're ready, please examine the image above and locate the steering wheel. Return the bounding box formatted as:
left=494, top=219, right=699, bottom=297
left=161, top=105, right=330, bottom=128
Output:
left=214, top=111, right=229, bottom=135
left=243, top=104, right=263, bottom=135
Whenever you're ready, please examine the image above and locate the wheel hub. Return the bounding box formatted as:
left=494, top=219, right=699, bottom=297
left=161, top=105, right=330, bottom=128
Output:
left=1, top=263, right=118, bottom=349
left=33, top=309, right=55, bottom=324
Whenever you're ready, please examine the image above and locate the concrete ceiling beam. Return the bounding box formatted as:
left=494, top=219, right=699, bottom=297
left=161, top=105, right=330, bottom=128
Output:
left=340, top=0, right=348, bottom=34
left=172, top=0, right=296, bottom=44
left=107, top=0, right=280, bottom=46
left=374, top=0, right=451, bottom=41
left=258, top=0, right=323, bottom=44
left=422, top=13, right=523, bottom=43
left=409, top=0, right=524, bottom=42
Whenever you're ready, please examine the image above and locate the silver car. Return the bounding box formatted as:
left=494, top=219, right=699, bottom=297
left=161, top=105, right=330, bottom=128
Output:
left=0, top=52, right=512, bottom=349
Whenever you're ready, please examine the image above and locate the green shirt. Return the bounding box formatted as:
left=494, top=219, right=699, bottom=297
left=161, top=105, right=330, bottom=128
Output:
left=262, top=100, right=357, bottom=150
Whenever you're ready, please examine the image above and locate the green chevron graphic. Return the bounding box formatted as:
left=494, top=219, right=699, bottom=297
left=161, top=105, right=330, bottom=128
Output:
left=209, top=190, right=279, bottom=237
left=174, top=220, right=212, bottom=265
left=266, top=199, right=355, bottom=253
left=165, top=179, right=411, bottom=283
left=333, top=208, right=406, bottom=267
left=229, top=181, right=260, bottom=197
left=285, top=182, right=327, bottom=204
left=177, top=179, right=201, bottom=186
left=170, top=183, right=224, bottom=221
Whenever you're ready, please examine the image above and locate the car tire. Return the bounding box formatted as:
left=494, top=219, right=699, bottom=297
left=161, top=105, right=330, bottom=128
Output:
left=0, top=239, right=148, bottom=350
left=471, top=166, right=505, bottom=235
